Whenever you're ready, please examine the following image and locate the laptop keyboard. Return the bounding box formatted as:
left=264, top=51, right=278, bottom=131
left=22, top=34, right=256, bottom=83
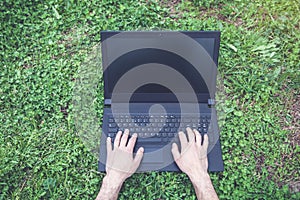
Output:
left=107, top=114, right=211, bottom=143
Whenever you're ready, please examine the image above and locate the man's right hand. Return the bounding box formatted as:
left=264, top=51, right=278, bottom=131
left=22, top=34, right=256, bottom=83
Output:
left=171, top=127, right=209, bottom=179
left=171, top=127, right=219, bottom=200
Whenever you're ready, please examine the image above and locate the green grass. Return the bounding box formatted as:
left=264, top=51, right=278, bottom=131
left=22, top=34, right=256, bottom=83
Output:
left=0, top=0, right=299, bottom=199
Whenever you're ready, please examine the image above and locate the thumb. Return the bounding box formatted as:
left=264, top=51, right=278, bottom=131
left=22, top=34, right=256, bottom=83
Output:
left=106, top=137, right=112, bottom=157
left=133, top=147, right=144, bottom=166
left=171, top=143, right=181, bottom=161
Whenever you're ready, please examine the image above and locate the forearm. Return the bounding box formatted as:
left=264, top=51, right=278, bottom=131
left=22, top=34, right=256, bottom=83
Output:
left=96, top=175, right=124, bottom=200
left=189, top=173, right=219, bottom=200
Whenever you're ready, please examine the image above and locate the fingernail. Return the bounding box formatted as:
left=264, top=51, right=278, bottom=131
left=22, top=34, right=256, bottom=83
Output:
left=132, top=133, right=137, bottom=137
left=140, top=147, right=144, bottom=152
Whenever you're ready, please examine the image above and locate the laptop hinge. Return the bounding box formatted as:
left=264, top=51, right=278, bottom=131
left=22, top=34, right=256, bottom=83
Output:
left=104, top=99, right=111, bottom=106
left=208, top=99, right=215, bottom=107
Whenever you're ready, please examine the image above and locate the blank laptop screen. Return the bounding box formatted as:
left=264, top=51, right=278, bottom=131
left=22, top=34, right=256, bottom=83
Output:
left=101, top=31, right=220, bottom=102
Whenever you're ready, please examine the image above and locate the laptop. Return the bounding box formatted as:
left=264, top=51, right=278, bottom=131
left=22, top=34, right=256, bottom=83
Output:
left=98, top=31, right=224, bottom=172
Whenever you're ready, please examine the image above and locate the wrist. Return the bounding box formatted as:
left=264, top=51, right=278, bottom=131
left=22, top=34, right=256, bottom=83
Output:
left=97, top=174, right=125, bottom=200
left=103, top=173, right=125, bottom=188
left=188, top=172, right=211, bottom=185
left=188, top=172, right=219, bottom=200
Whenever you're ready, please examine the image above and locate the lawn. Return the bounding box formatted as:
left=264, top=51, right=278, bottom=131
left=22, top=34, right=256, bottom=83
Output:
left=0, top=0, right=299, bottom=199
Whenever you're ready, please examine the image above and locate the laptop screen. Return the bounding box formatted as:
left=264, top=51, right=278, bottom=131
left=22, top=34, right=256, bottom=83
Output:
left=101, top=31, right=220, bottom=103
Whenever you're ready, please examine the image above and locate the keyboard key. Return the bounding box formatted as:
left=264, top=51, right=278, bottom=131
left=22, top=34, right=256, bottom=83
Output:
left=136, top=127, right=141, bottom=132
left=138, top=132, right=144, bottom=137
left=144, top=132, right=150, bottom=137
left=137, top=137, right=162, bottom=143
left=108, top=128, right=118, bottom=133
left=107, top=132, right=115, bottom=137
left=168, top=123, right=174, bottom=127
left=108, top=123, right=116, bottom=128
left=171, top=128, right=177, bottom=132
left=168, top=133, right=174, bottom=137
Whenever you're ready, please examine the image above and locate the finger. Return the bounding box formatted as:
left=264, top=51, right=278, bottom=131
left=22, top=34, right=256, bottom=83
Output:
left=171, top=143, right=181, bottom=161
left=133, top=147, right=144, bottom=166
left=186, top=127, right=195, bottom=143
left=114, top=131, right=122, bottom=148
left=126, top=133, right=137, bottom=152
left=193, top=129, right=201, bottom=147
left=120, top=129, right=129, bottom=147
left=178, top=131, right=188, bottom=149
left=203, top=134, right=209, bottom=150
left=106, top=137, right=112, bottom=157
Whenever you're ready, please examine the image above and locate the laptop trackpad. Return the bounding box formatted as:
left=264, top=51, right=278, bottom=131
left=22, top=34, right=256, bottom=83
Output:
left=140, top=147, right=164, bottom=163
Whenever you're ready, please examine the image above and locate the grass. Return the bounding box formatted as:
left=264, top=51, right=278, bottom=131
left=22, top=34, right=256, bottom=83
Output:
left=0, top=0, right=299, bottom=199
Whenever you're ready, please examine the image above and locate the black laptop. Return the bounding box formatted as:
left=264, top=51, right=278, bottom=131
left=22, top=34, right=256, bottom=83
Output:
left=98, top=31, right=224, bottom=172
